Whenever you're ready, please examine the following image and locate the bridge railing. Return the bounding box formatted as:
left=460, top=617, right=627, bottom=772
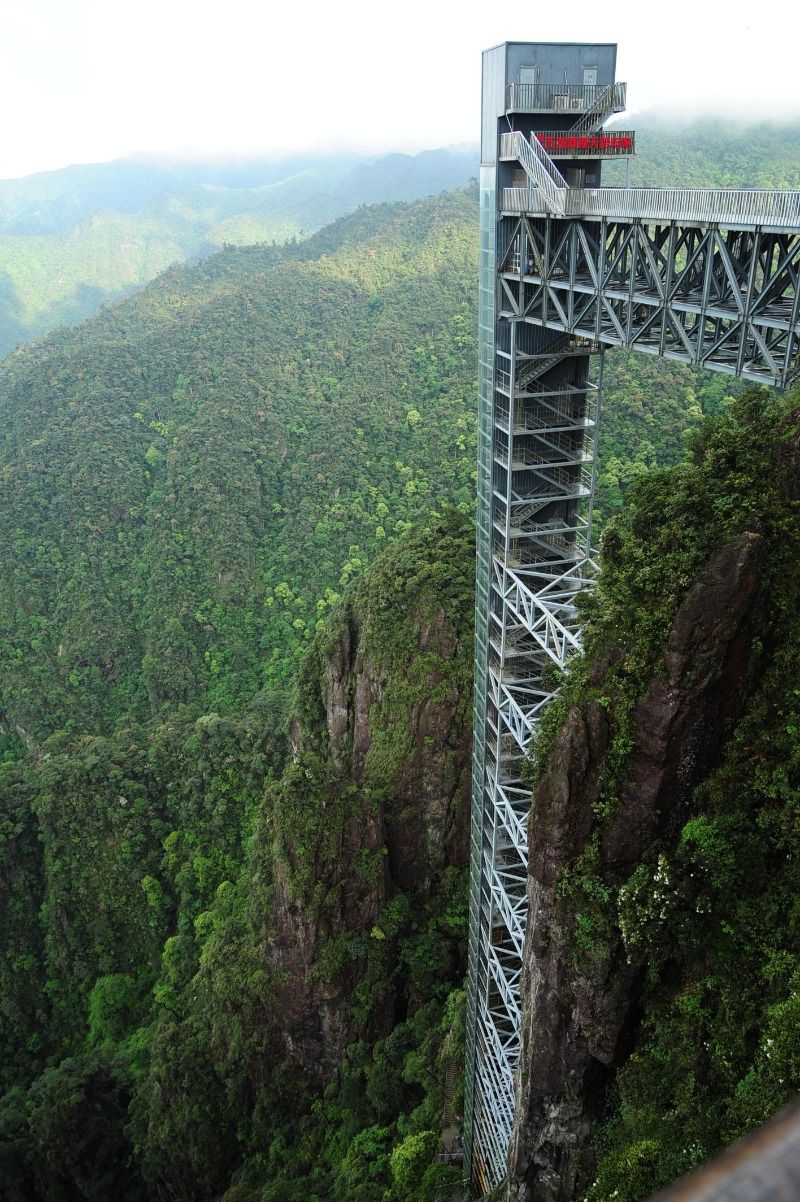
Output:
left=501, top=133, right=800, bottom=231
left=569, top=82, right=624, bottom=134
left=565, top=185, right=800, bottom=229
left=502, top=182, right=800, bottom=230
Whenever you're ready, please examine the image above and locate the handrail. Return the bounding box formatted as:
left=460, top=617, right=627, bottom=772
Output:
left=516, top=352, right=570, bottom=387
left=502, top=187, right=530, bottom=212
left=569, top=82, right=620, bottom=134
left=506, top=81, right=626, bottom=113
left=565, top=186, right=800, bottom=230
left=502, top=133, right=800, bottom=231
left=517, top=131, right=568, bottom=191
left=499, top=130, right=517, bottom=158
left=511, top=131, right=568, bottom=216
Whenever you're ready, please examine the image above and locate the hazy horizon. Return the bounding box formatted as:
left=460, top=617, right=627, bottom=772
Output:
left=1, top=0, right=796, bottom=181
left=3, top=107, right=800, bottom=189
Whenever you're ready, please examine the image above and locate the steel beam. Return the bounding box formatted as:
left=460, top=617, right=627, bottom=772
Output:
left=500, top=217, right=800, bottom=388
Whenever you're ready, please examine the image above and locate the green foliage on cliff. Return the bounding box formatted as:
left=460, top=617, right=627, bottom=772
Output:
left=531, top=390, right=800, bottom=1200
left=0, top=708, right=285, bottom=1097
left=0, top=511, right=473, bottom=1201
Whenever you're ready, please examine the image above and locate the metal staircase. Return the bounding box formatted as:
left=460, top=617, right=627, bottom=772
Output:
left=568, top=81, right=620, bottom=134
left=505, top=130, right=568, bottom=215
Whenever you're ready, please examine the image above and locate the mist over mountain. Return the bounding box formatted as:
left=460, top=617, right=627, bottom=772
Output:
left=605, top=113, right=800, bottom=187
left=0, top=149, right=482, bottom=238
left=0, top=145, right=479, bottom=358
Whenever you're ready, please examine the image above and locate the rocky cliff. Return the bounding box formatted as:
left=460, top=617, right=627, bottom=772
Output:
left=507, top=391, right=800, bottom=1202
left=266, top=508, right=473, bottom=1081
left=123, top=510, right=476, bottom=1201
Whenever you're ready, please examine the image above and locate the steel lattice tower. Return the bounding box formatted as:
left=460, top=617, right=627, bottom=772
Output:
left=465, top=41, right=800, bottom=1194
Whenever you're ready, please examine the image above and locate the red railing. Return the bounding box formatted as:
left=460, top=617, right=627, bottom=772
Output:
left=534, top=131, right=635, bottom=157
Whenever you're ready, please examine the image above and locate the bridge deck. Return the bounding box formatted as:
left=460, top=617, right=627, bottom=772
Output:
left=501, top=184, right=800, bottom=234
left=500, top=132, right=800, bottom=234
left=497, top=211, right=800, bottom=389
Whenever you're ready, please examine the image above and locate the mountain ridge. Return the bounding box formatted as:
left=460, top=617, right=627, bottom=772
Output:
left=0, top=146, right=479, bottom=358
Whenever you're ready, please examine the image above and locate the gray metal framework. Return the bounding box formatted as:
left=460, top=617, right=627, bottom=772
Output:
left=465, top=43, right=800, bottom=1197
left=499, top=204, right=800, bottom=388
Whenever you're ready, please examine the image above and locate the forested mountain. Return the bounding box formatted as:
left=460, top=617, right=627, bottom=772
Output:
left=605, top=113, right=800, bottom=188
left=0, top=147, right=479, bottom=358
left=0, top=190, right=478, bottom=747
left=0, top=182, right=745, bottom=756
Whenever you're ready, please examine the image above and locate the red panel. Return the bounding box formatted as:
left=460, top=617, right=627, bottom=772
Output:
left=535, top=133, right=633, bottom=153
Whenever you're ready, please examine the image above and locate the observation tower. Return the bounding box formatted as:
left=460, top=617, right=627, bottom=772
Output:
left=465, top=40, right=800, bottom=1194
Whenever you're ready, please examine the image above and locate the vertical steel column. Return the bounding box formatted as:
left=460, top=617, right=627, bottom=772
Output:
left=466, top=205, right=603, bottom=1189
left=464, top=161, right=499, bottom=1187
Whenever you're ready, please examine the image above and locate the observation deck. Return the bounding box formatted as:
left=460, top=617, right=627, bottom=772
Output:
left=505, top=81, right=626, bottom=114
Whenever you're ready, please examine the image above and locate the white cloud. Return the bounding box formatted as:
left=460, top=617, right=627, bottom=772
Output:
left=1, top=0, right=797, bottom=178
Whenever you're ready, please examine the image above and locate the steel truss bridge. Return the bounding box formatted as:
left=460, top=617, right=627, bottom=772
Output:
left=465, top=52, right=800, bottom=1196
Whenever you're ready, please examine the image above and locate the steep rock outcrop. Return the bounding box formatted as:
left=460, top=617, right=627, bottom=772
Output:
left=268, top=510, right=473, bottom=1081
left=505, top=396, right=800, bottom=1202
left=508, top=530, right=765, bottom=1202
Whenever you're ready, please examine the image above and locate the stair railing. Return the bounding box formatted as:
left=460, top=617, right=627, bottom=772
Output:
left=568, top=82, right=619, bottom=135
left=512, top=131, right=568, bottom=216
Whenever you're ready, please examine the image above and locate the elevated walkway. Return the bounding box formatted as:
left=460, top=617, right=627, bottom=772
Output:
left=497, top=133, right=800, bottom=389
left=500, top=131, right=800, bottom=233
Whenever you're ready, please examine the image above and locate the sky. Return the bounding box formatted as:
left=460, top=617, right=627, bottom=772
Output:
left=1, top=0, right=797, bottom=179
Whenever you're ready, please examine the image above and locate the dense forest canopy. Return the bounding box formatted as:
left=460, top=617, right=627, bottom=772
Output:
left=0, top=191, right=479, bottom=744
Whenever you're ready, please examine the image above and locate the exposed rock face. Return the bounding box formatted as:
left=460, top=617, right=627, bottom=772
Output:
left=507, top=531, right=764, bottom=1202
left=270, top=530, right=473, bottom=1082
